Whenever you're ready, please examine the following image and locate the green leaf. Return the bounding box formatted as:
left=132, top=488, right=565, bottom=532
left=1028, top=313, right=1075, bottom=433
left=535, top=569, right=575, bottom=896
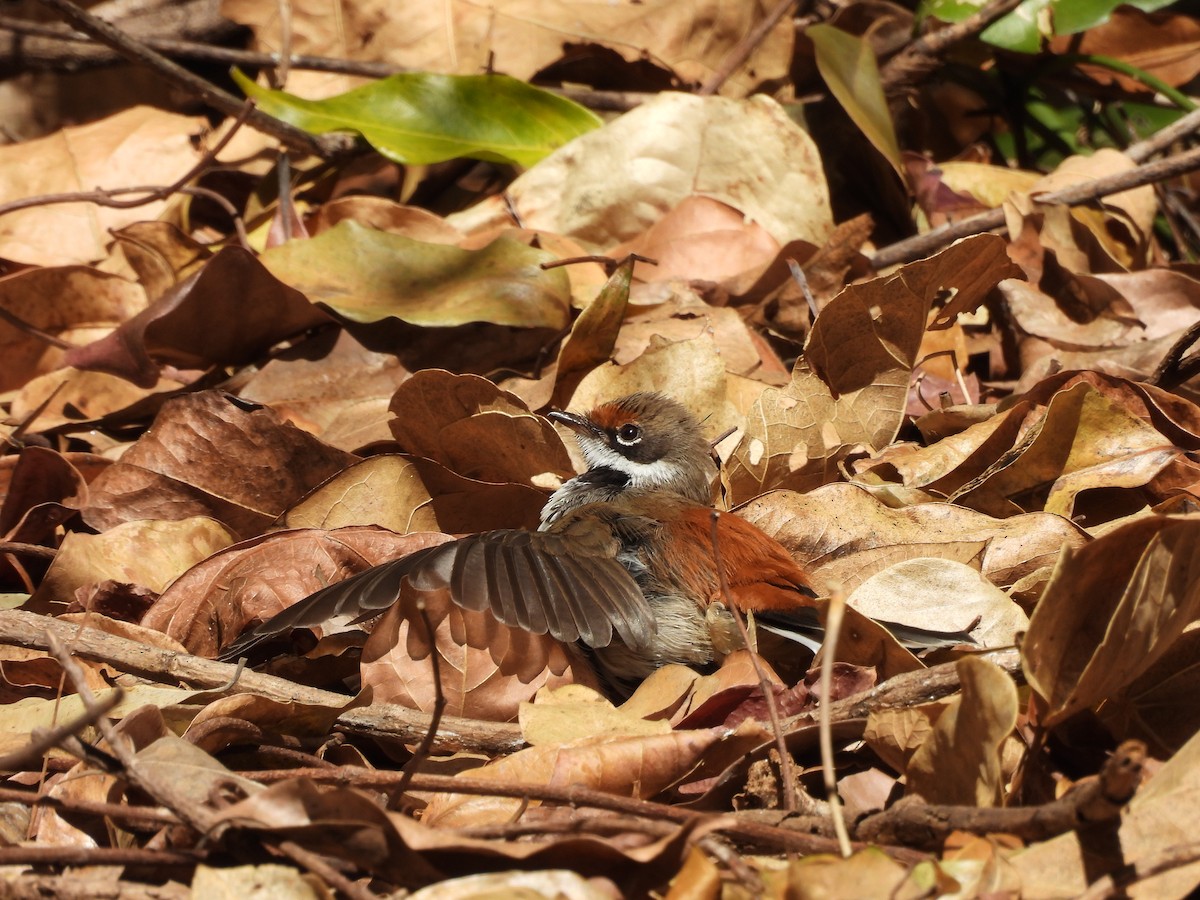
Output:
left=259, top=221, right=571, bottom=330
left=808, top=24, right=902, bottom=175
left=920, top=0, right=1176, bottom=52
left=232, top=70, right=601, bottom=168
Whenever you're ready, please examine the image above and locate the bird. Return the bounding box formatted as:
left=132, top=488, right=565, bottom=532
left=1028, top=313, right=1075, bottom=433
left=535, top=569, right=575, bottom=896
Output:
left=219, top=392, right=972, bottom=691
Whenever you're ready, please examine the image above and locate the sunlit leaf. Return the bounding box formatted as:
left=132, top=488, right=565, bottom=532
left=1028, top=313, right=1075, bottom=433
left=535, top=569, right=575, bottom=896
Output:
left=232, top=70, right=600, bottom=168
left=808, top=24, right=902, bottom=174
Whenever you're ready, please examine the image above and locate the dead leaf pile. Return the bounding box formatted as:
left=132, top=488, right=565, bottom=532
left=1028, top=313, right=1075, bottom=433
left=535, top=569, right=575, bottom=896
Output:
left=2, top=0, right=1200, bottom=896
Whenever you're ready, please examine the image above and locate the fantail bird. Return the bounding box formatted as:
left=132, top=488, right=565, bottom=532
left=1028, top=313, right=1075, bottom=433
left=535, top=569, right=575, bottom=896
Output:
left=220, top=393, right=972, bottom=690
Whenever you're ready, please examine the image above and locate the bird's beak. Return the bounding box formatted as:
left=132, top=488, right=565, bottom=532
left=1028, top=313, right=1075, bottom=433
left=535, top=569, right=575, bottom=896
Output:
left=547, top=409, right=604, bottom=439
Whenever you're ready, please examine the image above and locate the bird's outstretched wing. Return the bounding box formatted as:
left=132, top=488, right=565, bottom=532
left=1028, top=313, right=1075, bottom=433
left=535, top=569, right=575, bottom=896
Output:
left=219, top=527, right=656, bottom=661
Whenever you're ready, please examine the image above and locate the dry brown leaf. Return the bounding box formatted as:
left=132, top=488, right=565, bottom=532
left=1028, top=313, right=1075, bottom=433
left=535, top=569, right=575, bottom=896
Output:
left=389, top=369, right=573, bottom=487
left=519, top=684, right=671, bottom=746
left=611, top=195, right=781, bottom=284
left=81, top=391, right=357, bottom=538
left=283, top=455, right=440, bottom=534
left=1011, top=725, right=1200, bottom=898
left=28, top=516, right=234, bottom=614
left=421, top=727, right=726, bottom=827
left=846, top=558, right=1028, bottom=646
left=224, top=0, right=792, bottom=99
left=0, top=106, right=209, bottom=266
left=142, top=526, right=450, bottom=656
left=455, top=93, right=832, bottom=253
left=239, top=329, right=412, bottom=449
left=724, top=234, right=1021, bottom=501
left=1023, top=515, right=1200, bottom=727
left=905, top=656, right=1019, bottom=805
left=738, top=483, right=1086, bottom=593
left=0, top=265, right=147, bottom=392
left=64, top=247, right=332, bottom=388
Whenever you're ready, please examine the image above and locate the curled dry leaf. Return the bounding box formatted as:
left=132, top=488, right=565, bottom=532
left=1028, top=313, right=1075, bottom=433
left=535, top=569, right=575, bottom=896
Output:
left=905, top=657, right=1019, bottom=806
left=142, top=526, right=450, bottom=656
left=360, top=580, right=600, bottom=721
left=1023, top=515, right=1200, bottom=728
left=389, top=369, right=573, bottom=486
left=518, top=683, right=671, bottom=746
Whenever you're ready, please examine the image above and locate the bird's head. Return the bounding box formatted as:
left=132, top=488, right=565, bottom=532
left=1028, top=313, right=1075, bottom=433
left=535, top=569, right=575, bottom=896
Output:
left=549, top=392, right=716, bottom=504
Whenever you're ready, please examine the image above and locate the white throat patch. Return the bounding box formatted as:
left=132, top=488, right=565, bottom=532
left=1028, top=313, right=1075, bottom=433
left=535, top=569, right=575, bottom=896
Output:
left=579, top=440, right=682, bottom=490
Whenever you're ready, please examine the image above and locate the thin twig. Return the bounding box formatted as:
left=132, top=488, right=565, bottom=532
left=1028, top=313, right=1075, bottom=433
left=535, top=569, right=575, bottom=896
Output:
left=394, top=600, right=446, bottom=797
left=880, top=0, right=1025, bottom=94
left=0, top=786, right=178, bottom=828
left=708, top=510, right=798, bottom=812
left=0, top=690, right=122, bottom=771
left=818, top=591, right=852, bottom=857
left=276, top=840, right=375, bottom=900
left=698, top=0, right=803, bottom=96
left=870, top=143, right=1200, bottom=270
left=29, top=0, right=340, bottom=158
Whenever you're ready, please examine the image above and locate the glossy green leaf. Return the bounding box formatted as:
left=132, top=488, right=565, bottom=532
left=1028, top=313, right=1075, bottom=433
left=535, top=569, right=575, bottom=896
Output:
left=808, top=24, right=902, bottom=175
left=259, top=221, right=571, bottom=330
left=233, top=70, right=601, bottom=168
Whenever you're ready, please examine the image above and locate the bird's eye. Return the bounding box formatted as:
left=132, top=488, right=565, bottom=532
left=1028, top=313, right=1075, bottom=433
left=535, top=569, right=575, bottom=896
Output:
left=616, top=423, right=642, bottom=445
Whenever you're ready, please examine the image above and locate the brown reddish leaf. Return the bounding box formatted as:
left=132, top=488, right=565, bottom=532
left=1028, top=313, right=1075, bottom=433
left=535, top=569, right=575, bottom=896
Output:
left=465, top=93, right=831, bottom=252
left=141, top=526, right=449, bottom=656
left=738, top=483, right=1086, bottom=593
left=406, top=456, right=549, bottom=533
left=80, top=391, right=356, bottom=538
left=1050, top=6, right=1200, bottom=91
left=0, top=265, right=147, bottom=392
left=905, top=657, right=1018, bottom=805
left=389, top=370, right=573, bottom=487
left=611, top=195, right=781, bottom=283
left=724, top=235, right=1020, bottom=501
left=283, top=456, right=440, bottom=534
left=0, top=106, right=210, bottom=266
left=847, top=558, right=1028, bottom=647
left=421, top=727, right=727, bottom=827
left=549, top=256, right=633, bottom=409
left=360, top=581, right=600, bottom=721
left=239, top=329, right=412, bottom=450
left=64, top=247, right=332, bottom=388
left=1023, top=515, right=1200, bottom=727
left=28, top=516, right=234, bottom=614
